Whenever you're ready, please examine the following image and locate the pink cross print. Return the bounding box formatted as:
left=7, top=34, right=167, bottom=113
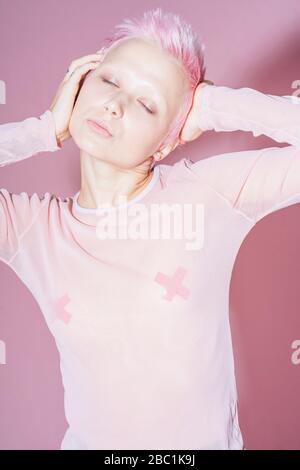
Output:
left=154, top=266, right=190, bottom=301
left=53, top=293, right=72, bottom=324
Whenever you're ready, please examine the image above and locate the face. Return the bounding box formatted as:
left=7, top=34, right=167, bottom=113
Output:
left=69, top=37, right=189, bottom=169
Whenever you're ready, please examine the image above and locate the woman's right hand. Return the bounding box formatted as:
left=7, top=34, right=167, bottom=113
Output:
left=49, top=50, right=105, bottom=146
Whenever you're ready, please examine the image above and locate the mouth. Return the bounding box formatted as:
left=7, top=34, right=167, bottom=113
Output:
left=86, top=119, right=113, bottom=137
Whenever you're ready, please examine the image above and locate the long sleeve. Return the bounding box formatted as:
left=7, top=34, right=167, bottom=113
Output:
left=0, top=109, right=61, bottom=166
left=0, top=110, right=61, bottom=264
left=190, top=85, right=300, bottom=223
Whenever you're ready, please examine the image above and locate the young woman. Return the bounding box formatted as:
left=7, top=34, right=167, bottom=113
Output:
left=1, top=8, right=299, bottom=450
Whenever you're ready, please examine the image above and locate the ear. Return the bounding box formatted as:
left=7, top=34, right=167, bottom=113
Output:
left=152, top=139, right=180, bottom=162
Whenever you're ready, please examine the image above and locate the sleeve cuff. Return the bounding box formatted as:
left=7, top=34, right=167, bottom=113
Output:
left=196, top=84, right=216, bottom=132
left=38, top=109, right=62, bottom=151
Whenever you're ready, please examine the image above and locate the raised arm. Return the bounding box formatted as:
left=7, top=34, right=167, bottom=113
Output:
left=0, top=49, right=103, bottom=265
left=0, top=110, right=61, bottom=166
left=0, top=110, right=61, bottom=264
left=188, top=84, right=300, bottom=223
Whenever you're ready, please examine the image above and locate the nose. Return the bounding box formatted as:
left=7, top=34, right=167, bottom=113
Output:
left=103, top=92, right=127, bottom=117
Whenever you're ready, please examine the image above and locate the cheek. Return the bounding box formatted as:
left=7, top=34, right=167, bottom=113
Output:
left=130, top=120, right=165, bottom=154
left=72, top=85, right=87, bottom=113
left=124, top=119, right=153, bottom=142
left=133, top=127, right=160, bottom=153
left=69, top=86, right=91, bottom=133
left=74, top=73, right=98, bottom=107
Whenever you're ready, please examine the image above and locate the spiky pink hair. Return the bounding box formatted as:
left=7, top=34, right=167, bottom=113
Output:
left=102, top=7, right=206, bottom=153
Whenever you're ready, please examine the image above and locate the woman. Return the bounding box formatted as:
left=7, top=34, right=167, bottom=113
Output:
left=1, top=8, right=299, bottom=450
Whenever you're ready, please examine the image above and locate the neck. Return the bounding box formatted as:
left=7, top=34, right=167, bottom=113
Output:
left=77, top=154, right=154, bottom=210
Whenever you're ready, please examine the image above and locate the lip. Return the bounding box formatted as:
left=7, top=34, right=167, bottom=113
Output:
left=86, top=119, right=113, bottom=137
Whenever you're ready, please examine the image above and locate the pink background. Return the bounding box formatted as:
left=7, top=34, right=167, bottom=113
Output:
left=0, top=0, right=300, bottom=450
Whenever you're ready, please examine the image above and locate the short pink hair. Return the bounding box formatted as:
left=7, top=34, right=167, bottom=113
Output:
left=102, top=7, right=206, bottom=151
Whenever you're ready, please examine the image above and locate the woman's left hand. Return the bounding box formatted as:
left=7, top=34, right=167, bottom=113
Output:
left=179, top=79, right=214, bottom=143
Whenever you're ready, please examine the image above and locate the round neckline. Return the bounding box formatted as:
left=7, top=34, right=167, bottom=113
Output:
left=72, top=164, right=160, bottom=215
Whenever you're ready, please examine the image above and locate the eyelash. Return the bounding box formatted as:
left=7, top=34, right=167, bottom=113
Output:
left=101, top=78, right=154, bottom=114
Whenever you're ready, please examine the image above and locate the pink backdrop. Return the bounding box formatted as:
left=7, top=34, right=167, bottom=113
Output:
left=0, top=0, right=300, bottom=450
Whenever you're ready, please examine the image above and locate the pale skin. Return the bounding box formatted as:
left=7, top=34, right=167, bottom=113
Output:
left=49, top=38, right=212, bottom=209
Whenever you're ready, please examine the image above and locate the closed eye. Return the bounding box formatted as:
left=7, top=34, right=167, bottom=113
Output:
left=102, top=78, right=117, bottom=86
left=101, top=78, right=154, bottom=114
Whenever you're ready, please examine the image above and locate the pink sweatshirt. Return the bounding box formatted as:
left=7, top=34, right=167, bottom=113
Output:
left=1, top=85, right=300, bottom=450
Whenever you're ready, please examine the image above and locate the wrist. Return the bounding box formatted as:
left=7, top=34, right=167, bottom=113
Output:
left=195, top=82, right=215, bottom=132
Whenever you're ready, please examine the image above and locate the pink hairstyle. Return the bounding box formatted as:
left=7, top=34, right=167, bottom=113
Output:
left=102, top=7, right=206, bottom=153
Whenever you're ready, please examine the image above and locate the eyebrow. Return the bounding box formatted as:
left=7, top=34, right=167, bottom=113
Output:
left=100, top=64, right=167, bottom=110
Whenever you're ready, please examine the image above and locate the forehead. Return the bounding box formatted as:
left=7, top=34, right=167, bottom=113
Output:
left=102, top=38, right=188, bottom=106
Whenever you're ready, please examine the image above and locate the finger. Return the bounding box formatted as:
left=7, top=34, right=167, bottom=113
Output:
left=67, top=53, right=103, bottom=73
left=180, top=127, right=203, bottom=143
left=64, top=60, right=99, bottom=83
